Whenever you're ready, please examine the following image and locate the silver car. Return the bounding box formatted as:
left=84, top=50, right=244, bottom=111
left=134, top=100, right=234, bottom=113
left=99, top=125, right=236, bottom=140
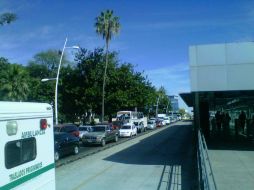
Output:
left=82, top=125, right=118, bottom=147
left=79, top=125, right=92, bottom=139
left=147, top=120, right=156, bottom=130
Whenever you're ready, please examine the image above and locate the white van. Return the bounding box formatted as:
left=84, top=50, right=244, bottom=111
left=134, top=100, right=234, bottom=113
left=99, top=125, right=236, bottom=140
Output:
left=0, top=101, right=55, bottom=190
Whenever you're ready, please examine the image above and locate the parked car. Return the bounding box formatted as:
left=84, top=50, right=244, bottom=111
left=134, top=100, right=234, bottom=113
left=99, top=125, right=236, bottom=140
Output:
left=54, top=132, right=80, bottom=161
left=119, top=124, right=137, bottom=137
left=79, top=125, right=92, bottom=139
left=133, top=121, right=145, bottom=133
left=163, top=117, right=170, bottom=125
left=82, top=124, right=118, bottom=147
left=147, top=120, right=156, bottom=130
left=169, top=116, right=176, bottom=123
left=54, top=124, right=80, bottom=138
left=158, top=117, right=166, bottom=126
left=156, top=120, right=163, bottom=127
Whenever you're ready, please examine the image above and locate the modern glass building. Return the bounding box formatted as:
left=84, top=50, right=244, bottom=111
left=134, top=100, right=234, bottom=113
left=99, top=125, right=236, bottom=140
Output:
left=168, top=95, right=179, bottom=112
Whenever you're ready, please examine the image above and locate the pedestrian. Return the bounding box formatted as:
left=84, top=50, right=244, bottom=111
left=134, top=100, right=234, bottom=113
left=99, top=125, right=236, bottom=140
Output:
left=251, top=115, right=254, bottom=139
left=211, top=117, right=216, bottom=135
left=223, top=113, right=231, bottom=136
left=239, top=111, right=246, bottom=134
left=215, top=111, right=222, bottom=133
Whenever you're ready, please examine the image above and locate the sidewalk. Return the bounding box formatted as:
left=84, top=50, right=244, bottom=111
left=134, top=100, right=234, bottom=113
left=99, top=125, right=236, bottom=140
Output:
left=207, top=137, right=254, bottom=190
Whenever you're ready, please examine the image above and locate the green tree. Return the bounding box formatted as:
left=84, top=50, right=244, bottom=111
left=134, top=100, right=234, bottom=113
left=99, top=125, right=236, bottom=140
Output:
left=0, top=13, right=17, bottom=26
left=178, top=108, right=186, bottom=116
left=73, top=48, right=157, bottom=123
left=95, top=9, right=120, bottom=121
left=157, top=86, right=170, bottom=114
left=30, top=50, right=68, bottom=76
left=26, top=50, right=69, bottom=122
left=0, top=64, right=29, bottom=101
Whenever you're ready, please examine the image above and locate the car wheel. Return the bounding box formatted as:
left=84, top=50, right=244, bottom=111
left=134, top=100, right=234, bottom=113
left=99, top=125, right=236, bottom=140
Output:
left=115, top=135, right=118, bottom=142
left=54, top=151, right=60, bottom=161
left=73, top=145, right=79, bottom=155
left=101, top=139, right=106, bottom=147
left=130, top=133, right=132, bottom=137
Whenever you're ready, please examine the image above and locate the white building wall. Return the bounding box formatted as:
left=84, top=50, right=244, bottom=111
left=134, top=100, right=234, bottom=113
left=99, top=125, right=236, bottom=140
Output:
left=189, top=42, right=254, bottom=92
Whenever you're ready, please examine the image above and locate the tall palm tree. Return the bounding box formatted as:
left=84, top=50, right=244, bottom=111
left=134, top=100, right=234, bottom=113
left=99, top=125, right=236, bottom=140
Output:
left=95, top=10, right=120, bottom=121
left=0, top=64, right=29, bottom=101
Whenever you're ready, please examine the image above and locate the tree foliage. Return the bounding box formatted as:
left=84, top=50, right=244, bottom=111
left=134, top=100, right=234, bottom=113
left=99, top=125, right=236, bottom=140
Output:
left=0, top=13, right=17, bottom=26
left=0, top=63, right=29, bottom=101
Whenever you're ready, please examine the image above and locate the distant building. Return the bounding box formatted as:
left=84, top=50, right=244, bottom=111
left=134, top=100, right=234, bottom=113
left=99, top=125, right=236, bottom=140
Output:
left=168, top=95, right=179, bottom=112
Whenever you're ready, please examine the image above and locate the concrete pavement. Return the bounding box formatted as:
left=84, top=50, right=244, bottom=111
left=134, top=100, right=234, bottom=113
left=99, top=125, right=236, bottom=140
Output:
left=207, top=138, right=254, bottom=190
left=56, top=121, right=196, bottom=190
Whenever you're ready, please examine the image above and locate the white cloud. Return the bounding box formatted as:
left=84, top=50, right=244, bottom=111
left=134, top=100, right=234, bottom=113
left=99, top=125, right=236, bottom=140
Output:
left=145, top=63, right=190, bottom=92
left=145, top=62, right=191, bottom=109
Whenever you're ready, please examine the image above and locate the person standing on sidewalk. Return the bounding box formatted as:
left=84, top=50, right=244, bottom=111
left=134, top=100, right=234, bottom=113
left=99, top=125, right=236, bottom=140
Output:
left=215, top=111, right=222, bottom=133
left=223, top=113, right=231, bottom=136
left=239, top=111, right=246, bottom=134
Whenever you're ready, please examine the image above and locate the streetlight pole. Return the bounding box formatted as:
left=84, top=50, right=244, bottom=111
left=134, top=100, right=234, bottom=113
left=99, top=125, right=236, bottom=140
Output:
left=54, top=38, right=68, bottom=125
left=155, top=95, right=160, bottom=119
left=42, top=38, right=79, bottom=125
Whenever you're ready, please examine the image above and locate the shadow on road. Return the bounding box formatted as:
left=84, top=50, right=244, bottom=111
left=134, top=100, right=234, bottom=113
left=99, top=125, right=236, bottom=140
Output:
left=104, top=122, right=197, bottom=190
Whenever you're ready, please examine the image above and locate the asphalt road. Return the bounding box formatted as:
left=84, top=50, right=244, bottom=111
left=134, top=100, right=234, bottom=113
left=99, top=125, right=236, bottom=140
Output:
left=56, top=121, right=196, bottom=190
left=56, top=127, right=157, bottom=167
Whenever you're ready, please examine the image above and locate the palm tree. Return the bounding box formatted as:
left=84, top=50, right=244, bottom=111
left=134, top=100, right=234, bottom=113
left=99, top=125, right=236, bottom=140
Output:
left=0, top=13, right=17, bottom=26
left=95, top=10, right=120, bottom=121
left=0, top=64, right=29, bottom=101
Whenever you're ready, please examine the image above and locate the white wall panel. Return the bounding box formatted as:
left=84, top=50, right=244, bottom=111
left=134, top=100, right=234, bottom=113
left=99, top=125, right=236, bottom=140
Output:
left=189, top=42, right=254, bottom=92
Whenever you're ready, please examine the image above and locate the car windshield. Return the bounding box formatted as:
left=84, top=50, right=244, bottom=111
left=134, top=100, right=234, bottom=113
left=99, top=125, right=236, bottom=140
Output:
left=54, top=127, right=60, bottom=132
left=91, top=126, right=106, bottom=132
left=79, top=127, right=89, bottom=131
left=148, top=121, right=154, bottom=124
left=121, top=125, right=131, bottom=129
left=54, top=134, right=64, bottom=141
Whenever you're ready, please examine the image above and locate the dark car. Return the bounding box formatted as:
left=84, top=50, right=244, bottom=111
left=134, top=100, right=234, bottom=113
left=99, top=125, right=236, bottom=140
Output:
left=82, top=124, right=118, bottom=147
left=54, top=132, right=80, bottom=161
left=156, top=120, right=163, bottom=127
left=54, top=124, right=80, bottom=138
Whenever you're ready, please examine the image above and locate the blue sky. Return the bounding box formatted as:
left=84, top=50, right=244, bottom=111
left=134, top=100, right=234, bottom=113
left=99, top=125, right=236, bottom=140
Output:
left=1, top=0, right=254, bottom=110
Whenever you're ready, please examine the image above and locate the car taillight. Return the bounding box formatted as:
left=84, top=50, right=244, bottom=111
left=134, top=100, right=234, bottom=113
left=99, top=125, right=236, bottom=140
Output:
left=40, top=119, right=47, bottom=130
left=73, top=131, right=79, bottom=137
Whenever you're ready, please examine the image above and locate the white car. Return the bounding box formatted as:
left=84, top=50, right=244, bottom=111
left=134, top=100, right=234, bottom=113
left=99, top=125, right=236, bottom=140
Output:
left=163, top=117, right=170, bottom=125
left=147, top=120, right=156, bottom=129
left=79, top=125, right=92, bottom=139
left=158, top=117, right=166, bottom=126
left=119, top=124, right=137, bottom=137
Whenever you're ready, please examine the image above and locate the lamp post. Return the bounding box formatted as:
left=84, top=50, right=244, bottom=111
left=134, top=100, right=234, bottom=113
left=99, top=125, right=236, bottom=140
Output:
left=155, top=95, right=160, bottom=119
left=42, top=37, right=79, bottom=125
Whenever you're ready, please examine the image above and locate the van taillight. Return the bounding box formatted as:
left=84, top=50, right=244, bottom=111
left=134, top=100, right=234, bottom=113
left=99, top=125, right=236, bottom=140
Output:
left=40, top=119, right=47, bottom=130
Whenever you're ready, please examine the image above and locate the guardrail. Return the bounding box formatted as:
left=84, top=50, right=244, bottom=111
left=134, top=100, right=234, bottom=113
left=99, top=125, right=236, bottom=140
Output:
left=197, top=130, right=217, bottom=190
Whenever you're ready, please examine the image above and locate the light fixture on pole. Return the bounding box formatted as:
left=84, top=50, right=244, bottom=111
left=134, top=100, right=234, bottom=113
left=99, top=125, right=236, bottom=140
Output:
left=42, top=37, right=79, bottom=125
left=41, top=78, right=57, bottom=82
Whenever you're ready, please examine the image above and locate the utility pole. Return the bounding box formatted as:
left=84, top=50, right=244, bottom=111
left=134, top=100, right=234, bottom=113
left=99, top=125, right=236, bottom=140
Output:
left=155, top=95, right=160, bottom=118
